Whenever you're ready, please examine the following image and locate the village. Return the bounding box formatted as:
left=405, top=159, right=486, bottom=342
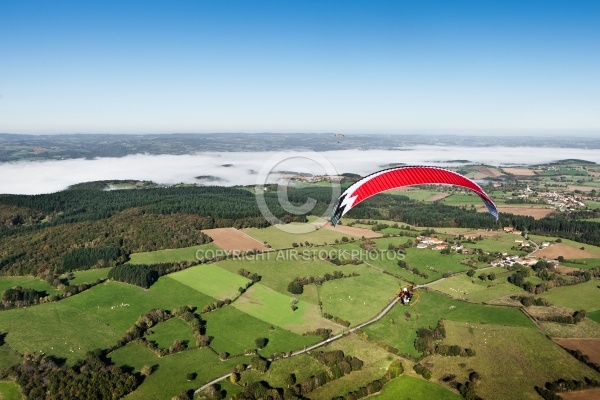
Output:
left=414, top=226, right=560, bottom=270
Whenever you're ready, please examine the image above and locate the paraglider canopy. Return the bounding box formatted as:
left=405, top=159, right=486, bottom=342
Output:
left=331, top=166, right=498, bottom=226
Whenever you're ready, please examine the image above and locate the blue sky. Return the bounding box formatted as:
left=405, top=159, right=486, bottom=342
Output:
left=1, top=0, right=599, bottom=135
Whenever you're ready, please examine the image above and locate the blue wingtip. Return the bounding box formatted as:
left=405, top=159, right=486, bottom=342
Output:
left=484, top=201, right=499, bottom=220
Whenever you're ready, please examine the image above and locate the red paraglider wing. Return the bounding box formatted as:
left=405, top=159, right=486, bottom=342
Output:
left=331, top=166, right=498, bottom=226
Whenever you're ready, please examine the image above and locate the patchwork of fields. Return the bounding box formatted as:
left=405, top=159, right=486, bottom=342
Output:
left=1, top=219, right=599, bottom=400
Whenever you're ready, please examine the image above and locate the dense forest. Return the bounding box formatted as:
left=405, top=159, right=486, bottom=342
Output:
left=7, top=351, right=138, bottom=399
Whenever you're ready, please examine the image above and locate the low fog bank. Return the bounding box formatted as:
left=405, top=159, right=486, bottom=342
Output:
left=1, top=146, right=599, bottom=195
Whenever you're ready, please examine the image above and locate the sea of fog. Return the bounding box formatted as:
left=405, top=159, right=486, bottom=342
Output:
left=1, top=146, right=600, bottom=195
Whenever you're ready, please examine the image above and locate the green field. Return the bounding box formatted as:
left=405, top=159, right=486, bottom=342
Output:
left=588, top=309, right=600, bottom=324
left=332, top=240, right=436, bottom=285
left=169, top=264, right=250, bottom=300
left=427, top=320, right=600, bottom=400
left=559, top=258, right=600, bottom=270
left=202, top=306, right=320, bottom=357
left=584, top=200, right=600, bottom=210
left=213, top=250, right=361, bottom=305
left=0, top=276, right=56, bottom=294
left=373, top=375, right=462, bottom=400
left=442, top=193, right=488, bottom=206
left=334, top=241, right=477, bottom=285
left=540, top=280, right=600, bottom=311
left=239, top=353, right=327, bottom=389
left=232, top=283, right=339, bottom=333
left=538, top=318, right=600, bottom=338
left=127, top=243, right=220, bottom=264
left=462, top=233, right=529, bottom=254
left=0, top=342, right=22, bottom=371
left=429, top=267, right=527, bottom=303
left=318, top=269, right=402, bottom=325
left=0, top=381, right=22, bottom=400
left=0, top=277, right=215, bottom=362
left=243, top=225, right=351, bottom=249
left=362, top=290, right=533, bottom=357
left=308, top=334, right=397, bottom=400
left=68, top=267, right=111, bottom=284
left=109, top=342, right=240, bottom=400
left=145, top=317, right=196, bottom=350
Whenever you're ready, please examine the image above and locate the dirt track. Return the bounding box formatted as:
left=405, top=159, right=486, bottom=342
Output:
left=203, top=228, right=270, bottom=252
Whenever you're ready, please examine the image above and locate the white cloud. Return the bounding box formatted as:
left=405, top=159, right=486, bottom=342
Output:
left=1, top=146, right=599, bottom=195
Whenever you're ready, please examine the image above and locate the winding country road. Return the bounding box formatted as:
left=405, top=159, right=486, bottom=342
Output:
left=195, top=238, right=540, bottom=395
left=194, top=296, right=400, bottom=395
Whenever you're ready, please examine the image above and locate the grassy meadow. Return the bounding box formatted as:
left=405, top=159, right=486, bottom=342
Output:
left=109, top=342, right=240, bottom=400
left=68, top=267, right=111, bottom=284
left=318, top=269, right=402, bottom=325
left=0, top=381, right=22, bottom=400
left=202, top=306, right=320, bottom=357
left=540, top=280, right=600, bottom=312
left=127, top=243, right=220, bottom=264
left=0, top=276, right=56, bottom=294
left=0, top=277, right=215, bottom=362
left=213, top=250, right=359, bottom=305
left=243, top=225, right=351, bottom=249
left=145, top=317, right=196, bottom=350
left=429, top=267, right=526, bottom=303
left=168, top=264, right=250, bottom=300
left=373, top=375, right=462, bottom=400
left=427, top=320, right=600, bottom=400
left=362, top=290, right=533, bottom=357
left=238, top=354, right=327, bottom=389
left=232, top=283, right=340, bottom=333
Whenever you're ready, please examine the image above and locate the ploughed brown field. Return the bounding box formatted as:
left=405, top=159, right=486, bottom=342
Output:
left=441, top=229, right=503, bottom=238
left=535, top=243, right=599, bottom=259
left=555, top=265, right=583, bottom=274
left=473, top=166, right=505, bottom=178
left=553, top=338, right=600, bottom=364
left=203, top=227, right=271, bottom=252
left=478, top=205, right=555, bottom=219
left=567, top=185, right=598, bottom=192
left=560, top=388, right=600, bottom=400
left=501, top=167, right=537, bottom=176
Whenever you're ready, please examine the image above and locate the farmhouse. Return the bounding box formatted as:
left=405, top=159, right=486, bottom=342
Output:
left=418, top=236, right=445, bottom=245
left=416, top=236, right=448, bottom=250
left=494, top=255, right=539, bottom=267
